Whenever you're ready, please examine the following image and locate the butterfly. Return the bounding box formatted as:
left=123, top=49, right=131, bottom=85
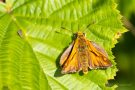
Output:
left=60, top=32, right=112, bottom=74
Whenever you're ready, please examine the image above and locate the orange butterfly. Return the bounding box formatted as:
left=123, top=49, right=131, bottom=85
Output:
left=60, top=32, right=112, bottom=74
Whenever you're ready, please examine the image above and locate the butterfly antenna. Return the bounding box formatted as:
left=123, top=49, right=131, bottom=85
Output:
left=61, top=27, right=67, bottom=30
left=78, top=24, right=80, bottom=32
left=86, top=24, right=91, bottom=29
left=61, top=26, right=73, bottom=33
left=82, top=21, right=96, bottom=32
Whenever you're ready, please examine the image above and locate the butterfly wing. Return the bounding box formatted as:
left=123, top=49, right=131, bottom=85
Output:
left=60, top=39, right=82, bottom=74
left=87, top=41, right=112, bottom=69
left=60, top=42, right=74, bottom=66
left=90, top=41, right=108, bottom=57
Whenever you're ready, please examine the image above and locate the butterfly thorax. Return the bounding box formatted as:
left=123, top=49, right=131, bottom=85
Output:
left=78, top=37, right=87, bottom=52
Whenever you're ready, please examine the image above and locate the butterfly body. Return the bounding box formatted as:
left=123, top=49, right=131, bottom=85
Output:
left=76, top=33, right=89, bottom=74
left=60, top=32, right=112, bottom=74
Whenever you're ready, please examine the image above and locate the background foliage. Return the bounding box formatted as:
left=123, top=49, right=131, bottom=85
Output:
left=0, top=0, right=127, bottom=90
left=112, top=0, right=135, bottom=90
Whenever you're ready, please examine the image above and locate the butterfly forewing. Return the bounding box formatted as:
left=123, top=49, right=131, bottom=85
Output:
left=60, top=39, right=82, bottom=74
left=60, top=42, right=74, bottom=66
left=87, top=41, right=112, bottom=69
left=90, top=41, right=108, bottom=57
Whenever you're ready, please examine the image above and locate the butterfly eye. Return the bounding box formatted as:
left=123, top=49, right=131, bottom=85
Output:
left=83, top=33, right=85, bottom=36
left=73, top=33, right=77, bottom=38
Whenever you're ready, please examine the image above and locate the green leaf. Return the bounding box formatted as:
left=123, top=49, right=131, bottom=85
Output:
left=0, top=14, right=51, bottom=90
left=0, top=0, right=127, bottom=90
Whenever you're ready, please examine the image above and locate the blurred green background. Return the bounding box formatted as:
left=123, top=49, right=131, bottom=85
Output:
left=112, top=0, right=135, bottom=90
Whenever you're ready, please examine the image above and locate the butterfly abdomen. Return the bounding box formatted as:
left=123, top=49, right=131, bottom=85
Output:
left=78, top=47, right=89, bottom=74
left=79, top=54, right=88, bottom=74
left=82, top=60, right=88, bottom=74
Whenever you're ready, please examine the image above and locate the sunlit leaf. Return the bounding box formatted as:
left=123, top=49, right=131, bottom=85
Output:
left=0, top=0, right=127, bottom=90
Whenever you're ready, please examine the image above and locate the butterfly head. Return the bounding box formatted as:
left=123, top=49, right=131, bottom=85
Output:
left=76, top=32, right=85, bottom=37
